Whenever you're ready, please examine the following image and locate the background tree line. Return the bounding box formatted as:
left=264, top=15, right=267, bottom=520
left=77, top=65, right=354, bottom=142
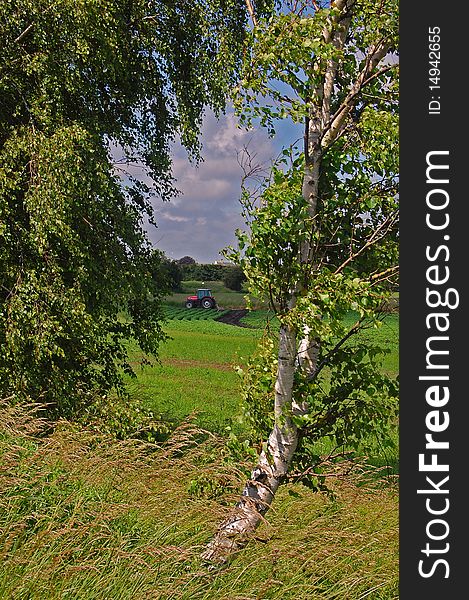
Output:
left=166, top=258, right=246, bottom=291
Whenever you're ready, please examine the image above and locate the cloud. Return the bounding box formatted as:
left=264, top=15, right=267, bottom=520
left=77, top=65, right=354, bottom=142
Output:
left=159, top=212, right=190, bottom=223
left=146, top=110, right=277, bottom=263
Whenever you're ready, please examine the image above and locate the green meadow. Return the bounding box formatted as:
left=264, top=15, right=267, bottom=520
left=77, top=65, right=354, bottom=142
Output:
left=127, top=319, right=262, bottom=433
left=1, top=283, right=399, bottom=599
left=129, top=290, right=399, bottom=437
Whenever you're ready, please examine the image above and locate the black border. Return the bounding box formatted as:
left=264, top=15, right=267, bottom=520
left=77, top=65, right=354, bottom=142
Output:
left=400, top=2, right=467, bottom=596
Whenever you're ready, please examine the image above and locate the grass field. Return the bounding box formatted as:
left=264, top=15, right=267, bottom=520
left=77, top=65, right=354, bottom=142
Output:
left=129, top=306, right=398, bottom=436
left=0, top=402, right=398, bottom=600
left=1, top=289, right=399, bottom=599
left=127, top=319, right=263, bottom=434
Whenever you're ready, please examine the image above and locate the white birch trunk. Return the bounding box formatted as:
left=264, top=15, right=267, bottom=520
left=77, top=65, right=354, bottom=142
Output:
left=296, top=0, right=354, bottom=376
left=201, top=324, right=298, bottom=563
left=297, top=146, right=322, bottom=378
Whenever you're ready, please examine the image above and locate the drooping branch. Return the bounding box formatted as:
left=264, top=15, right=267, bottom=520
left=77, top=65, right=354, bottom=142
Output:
left=321, top=40, right=394, bottom=148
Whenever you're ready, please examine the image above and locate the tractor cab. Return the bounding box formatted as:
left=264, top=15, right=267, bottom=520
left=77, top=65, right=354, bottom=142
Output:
left=185, top=288, right=217, bottom=309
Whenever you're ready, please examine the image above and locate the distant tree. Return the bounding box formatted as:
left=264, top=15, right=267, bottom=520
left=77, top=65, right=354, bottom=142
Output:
left=181, top=263, right=229, bottom=281
left=177, top=256, right=197, bottom=265
left=160, top=258, right=183, bottom=292
left=0, top=0, right=273, bottom=418
left=223, top=266, right=246, bottom=291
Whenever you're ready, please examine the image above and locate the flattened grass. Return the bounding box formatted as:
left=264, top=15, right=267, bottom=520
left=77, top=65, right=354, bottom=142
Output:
left=0, top=403, right=398, bottom=600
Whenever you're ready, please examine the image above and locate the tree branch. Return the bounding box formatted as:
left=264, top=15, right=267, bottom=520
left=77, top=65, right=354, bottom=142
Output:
left=245, top=0, right=258, bottom=26
left=369, top=264, right=399, bottom=285
left=333, top=209, right=398, bottom=275
left=321, top=40, right=395, bottom=148
left=306, top=317, right=363, bottom=382
left=14, top=22, right=35, bottom=44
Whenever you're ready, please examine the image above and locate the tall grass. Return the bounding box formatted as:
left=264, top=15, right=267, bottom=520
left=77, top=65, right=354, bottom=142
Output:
left=1, top=402, right=398, bottom=599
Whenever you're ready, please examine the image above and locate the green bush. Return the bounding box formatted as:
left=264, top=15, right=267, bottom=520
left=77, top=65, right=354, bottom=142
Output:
left=223, top=266, right=246, bottom=291
left=181, top=263, right=234, bottom=281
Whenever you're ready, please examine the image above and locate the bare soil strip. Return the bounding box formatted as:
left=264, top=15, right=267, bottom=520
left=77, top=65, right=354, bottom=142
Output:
left=215, top=309, right=249, bottom=327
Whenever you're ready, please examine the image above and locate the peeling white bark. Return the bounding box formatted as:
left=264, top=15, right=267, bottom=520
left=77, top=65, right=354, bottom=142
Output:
left=297, top=327, right=320, bottom=378
left=201, top=324, right=298, bottom=564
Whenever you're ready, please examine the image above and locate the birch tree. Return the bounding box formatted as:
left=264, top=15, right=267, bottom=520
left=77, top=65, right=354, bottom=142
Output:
left=203, top=0, right=399, bottom=563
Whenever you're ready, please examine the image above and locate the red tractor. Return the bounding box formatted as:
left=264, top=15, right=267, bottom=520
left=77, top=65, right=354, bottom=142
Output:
left=185, top=288, right=217, bottom=309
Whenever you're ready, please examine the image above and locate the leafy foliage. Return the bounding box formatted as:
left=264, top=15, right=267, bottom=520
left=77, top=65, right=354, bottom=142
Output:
left=159, top=258, right=184, bottom=292
left=222, top=265, right=246, bottom=291
left=0, top=0, right=272, bottom=417
left=235, top=335, right=277, bottom=443
left=180, top=262, right=235, bottom=281
left=230, top=164, right=399, bottom=485
left=225, top=0, right=399, bottom=487
left=177, top=256, right=197, bottom=265
left=236, top=313, right=398, bottom=486
left=80, top=389, right=173, bottom=442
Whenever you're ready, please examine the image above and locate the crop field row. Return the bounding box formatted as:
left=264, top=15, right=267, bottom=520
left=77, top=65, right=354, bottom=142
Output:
left=240, top=310, right=279, bottom=329
left=164, top=305, right=229, bottom=321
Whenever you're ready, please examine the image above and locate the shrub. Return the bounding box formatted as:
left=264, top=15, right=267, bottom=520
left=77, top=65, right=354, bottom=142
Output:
left=223, top=266, right=246, bottom=291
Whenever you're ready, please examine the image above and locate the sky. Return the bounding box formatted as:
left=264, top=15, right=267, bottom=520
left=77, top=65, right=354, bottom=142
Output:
left=145, top=110, right=301, bottom=264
